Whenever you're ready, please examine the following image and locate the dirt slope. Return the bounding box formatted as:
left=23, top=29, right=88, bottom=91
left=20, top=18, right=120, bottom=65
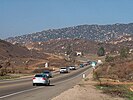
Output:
left=52, top=72, right=124, bottom=100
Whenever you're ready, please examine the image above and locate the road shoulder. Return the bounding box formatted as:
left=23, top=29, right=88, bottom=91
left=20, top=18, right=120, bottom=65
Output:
left=51, top=71, right=125, bottom=100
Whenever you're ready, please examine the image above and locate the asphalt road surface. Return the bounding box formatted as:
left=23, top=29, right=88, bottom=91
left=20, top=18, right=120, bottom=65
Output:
left=0, top=66, right=92, bottom=100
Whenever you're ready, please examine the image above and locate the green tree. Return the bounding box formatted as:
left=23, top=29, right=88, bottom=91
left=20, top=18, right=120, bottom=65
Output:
left=97, top=47, right=105, bottom=56
left=120, top=47, right=129, bottom=58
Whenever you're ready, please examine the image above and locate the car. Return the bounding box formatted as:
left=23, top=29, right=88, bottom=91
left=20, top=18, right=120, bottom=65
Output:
left=33, top=74, right=50, bottom=86
left=80, top=64, right=84, bottom=68
left=83, top=63, right=88, bottom=66
left=42, top=70, right=53, bottom=78
left=60, top=67, right=70, bottom=73
left=68, top=66, right=76, bottom=70
left=87, top=61, right=92, bottom=65
left=91, top=61, right=97, bottom=66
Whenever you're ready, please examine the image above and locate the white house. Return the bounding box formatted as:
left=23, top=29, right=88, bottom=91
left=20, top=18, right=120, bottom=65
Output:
left=76, top=52, right=82, bottom=56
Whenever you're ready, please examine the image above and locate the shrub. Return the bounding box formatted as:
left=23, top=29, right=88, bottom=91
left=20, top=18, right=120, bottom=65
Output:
left=97, top=47, right=105, bottom=56
left=120, top=47, right=129, bottom=58
left=105, top=56, right=114, bottom=62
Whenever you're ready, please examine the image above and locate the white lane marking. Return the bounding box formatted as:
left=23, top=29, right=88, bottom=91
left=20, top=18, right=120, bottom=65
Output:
left=0, top=87, right=43, bottom=99
left=54, top=68, right=91, bottom=85
left=0, top=67, right=91, bottom=99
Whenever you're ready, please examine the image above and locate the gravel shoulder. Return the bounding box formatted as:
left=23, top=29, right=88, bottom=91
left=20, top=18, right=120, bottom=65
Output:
left=52, top=71, right=125, bottom=100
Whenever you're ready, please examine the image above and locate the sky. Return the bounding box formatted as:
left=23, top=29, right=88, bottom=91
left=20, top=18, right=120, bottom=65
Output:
left=0, top=0, right=133, bottom=39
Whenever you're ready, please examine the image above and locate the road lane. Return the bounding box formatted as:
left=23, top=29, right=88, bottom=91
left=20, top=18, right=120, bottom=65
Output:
left=0, top=66, right=92, bottom=100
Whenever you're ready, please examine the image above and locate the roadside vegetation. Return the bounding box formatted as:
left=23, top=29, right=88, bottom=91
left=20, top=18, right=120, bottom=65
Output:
left=96, top=84, right=133, bottom=100
left=0, top=53, right=79, bottom=80
left=0, top=75, right=19, bottom=80
left=94, top=47, right=133, bottom=100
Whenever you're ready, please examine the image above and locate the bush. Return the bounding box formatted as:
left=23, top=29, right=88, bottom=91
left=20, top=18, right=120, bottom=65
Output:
left=0, top=68, right=7, bottom=76
left=97, top=47, right=105, bottom=56
left=120, top=47, right=129, bottom=58
left=105, top=56, right=114, bottom=62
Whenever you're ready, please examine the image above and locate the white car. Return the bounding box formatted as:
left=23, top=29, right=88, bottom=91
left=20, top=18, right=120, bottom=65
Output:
left=69, top=66, right=76, bottom=70
left=33, top=74, right=50, bottom=86
left=60, top=67, right=69, bottom=73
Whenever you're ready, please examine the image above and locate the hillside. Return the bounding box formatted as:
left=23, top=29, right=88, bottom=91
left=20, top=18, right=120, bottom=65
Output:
left=0, top=39, right=31, bottom=60
left=23, top=36, right=133, bottom=56
left=6, top=23, right=133, bottom=45
left=96, top=54, right=133, bottom=82
left=0, top=40, right=73, bottom=74
left=27, top=39, right=99, bottom=54
left=0, top=39, right=47, bottom=60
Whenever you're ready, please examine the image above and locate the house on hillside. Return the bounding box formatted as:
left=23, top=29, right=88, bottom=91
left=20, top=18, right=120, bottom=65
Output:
left=76, top=51, right=82, bottom=56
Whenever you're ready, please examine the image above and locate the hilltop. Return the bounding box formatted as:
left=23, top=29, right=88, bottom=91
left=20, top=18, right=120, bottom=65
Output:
left=5, top=23, right=133, bottom=55
left=6, top=23, right=133, bottom=45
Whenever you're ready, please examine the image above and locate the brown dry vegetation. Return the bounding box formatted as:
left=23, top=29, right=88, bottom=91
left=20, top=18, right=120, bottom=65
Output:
left=96, top=54, right=133, bottom=82
left=92, top=54, right=133, bottom=100
left=0, top=39, right=76, bottom=75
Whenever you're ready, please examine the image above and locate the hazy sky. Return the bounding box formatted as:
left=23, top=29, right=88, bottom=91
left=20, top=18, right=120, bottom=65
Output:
left=1, top=0, right=133, bottom=39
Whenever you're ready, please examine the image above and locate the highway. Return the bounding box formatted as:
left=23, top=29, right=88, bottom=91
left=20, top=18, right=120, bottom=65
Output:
left=0, top=65, right=92, bottom=100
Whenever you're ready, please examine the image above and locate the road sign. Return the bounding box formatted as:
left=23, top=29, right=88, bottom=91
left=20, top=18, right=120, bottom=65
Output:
left=45, top=62, right=48, bottom=68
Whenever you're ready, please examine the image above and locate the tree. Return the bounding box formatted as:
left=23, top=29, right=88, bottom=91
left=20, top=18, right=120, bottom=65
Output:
left=120, top=47, right=129, bottom=58
left=0, top=63, right=8, bottom=76
left=97, top=47, right=105, bottom=56
left=66, top=44, right=72, bottom=56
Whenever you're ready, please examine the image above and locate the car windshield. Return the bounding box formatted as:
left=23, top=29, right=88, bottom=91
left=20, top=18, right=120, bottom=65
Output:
left=35, top=74, right=47, bottom=78
left=35, top=74, right=43, bottom=77
left=43, top=70, right=50, bottom=73
left=43, top=71, right=50, bottom=73
left=71, top=66, right=75, bottom=67
left=61, top=68, right=66, bottom=69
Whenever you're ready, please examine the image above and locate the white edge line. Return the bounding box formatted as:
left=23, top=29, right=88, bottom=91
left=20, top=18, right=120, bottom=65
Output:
left=0, top=87, right=43, bottom=99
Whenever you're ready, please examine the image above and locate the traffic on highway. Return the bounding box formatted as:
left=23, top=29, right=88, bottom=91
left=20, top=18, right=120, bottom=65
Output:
left=0, top=60, right=96, bottom=100
left=32, top=60, right=95, bottom=86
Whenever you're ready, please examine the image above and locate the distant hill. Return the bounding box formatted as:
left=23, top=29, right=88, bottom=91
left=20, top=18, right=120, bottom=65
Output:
left=0, top=39, right=50, bottom=60
left=0, top=39, right=73, bottom=74
left=0, top=39, right=31, bottom=60
left=24, top=37, right=133, bottom=55
left=6, top=23, right=133, bottom=45
left=28, top=39, right=99, bottom=54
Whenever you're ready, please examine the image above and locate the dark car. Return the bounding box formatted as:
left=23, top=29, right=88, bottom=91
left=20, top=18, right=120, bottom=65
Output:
left=87, top=61, right=92, bottom=64
left=80, top=64, right=84, bottom=68
left=42, top=70, right=53, bottom=78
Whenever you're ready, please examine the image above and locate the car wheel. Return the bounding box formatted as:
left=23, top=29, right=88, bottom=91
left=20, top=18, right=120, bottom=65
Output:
left=33, top=83, right=35, bottom=86
left=43, top=83, right=46, bottom=86
left=46, top=80, right=50, bottom=85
